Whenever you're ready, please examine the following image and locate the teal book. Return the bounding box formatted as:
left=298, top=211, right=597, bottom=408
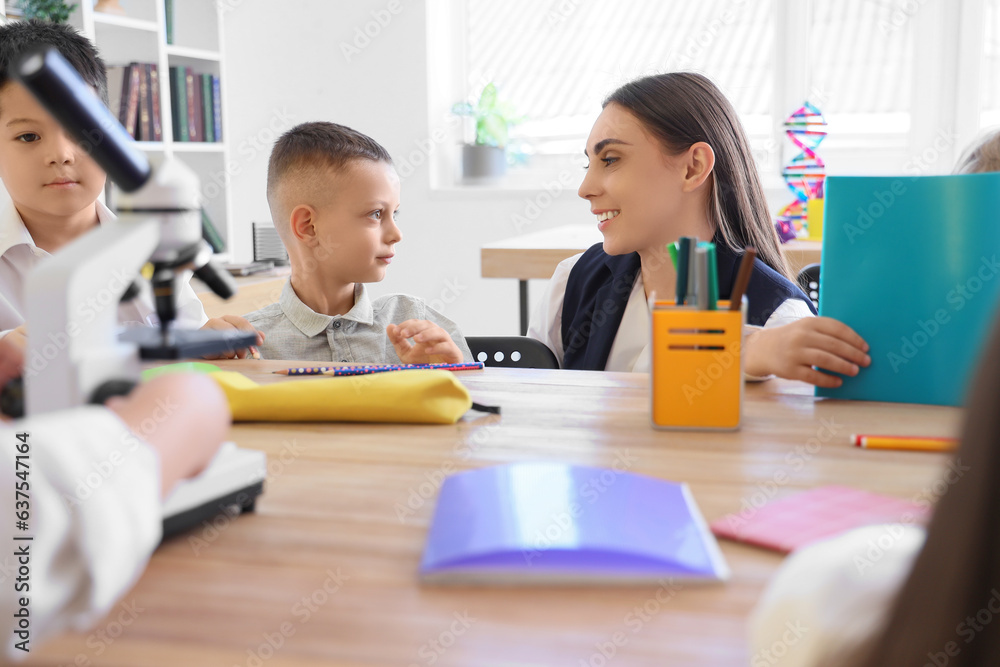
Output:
left=201, top=74, right=214, bottom=143
left=165, top=0, right=174, bottom=44
left=169, top=66, right=188, bottom=141
left=817, top=173, right=1000, bottom=406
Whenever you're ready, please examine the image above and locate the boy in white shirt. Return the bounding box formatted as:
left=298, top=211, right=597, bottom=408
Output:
left=0, top=20, right=261, bottom=357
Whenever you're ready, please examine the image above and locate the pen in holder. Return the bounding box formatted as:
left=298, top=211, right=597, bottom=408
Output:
left=651, top=298, right=746, bottom=430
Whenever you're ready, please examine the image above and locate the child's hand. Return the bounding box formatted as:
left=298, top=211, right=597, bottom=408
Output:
left=3, top=325, right=27, bottom=357
left=387, top=320, right=463, bottom=364
left=200, top=316, right=265, bottom=359
left=105, top=373, right=231, bottom=497
left=744, top=317, right=871, bottom=387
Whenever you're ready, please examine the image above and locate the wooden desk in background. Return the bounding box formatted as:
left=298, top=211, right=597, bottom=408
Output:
left=29, top=362, right=959, bottom=666
left=194, top=266, right=290, bottom=319
left=481, top=225, right=822, bottom=334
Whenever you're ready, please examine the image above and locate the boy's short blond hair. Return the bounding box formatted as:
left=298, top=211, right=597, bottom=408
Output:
left=266, top=122, right=392, bottom=242
left=954, top=129, right=1000, bottom=174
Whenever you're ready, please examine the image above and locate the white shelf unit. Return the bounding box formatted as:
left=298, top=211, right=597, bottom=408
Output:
left=68, top=0, right=233, bottom=260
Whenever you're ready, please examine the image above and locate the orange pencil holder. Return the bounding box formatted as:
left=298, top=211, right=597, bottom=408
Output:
left=651, top=300, right=745, bottom=430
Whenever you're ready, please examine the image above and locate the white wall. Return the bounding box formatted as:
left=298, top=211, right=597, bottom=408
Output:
left=221, top=0, right=588, bottom=335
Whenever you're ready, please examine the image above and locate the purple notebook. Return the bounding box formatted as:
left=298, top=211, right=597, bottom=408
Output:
left=419, top=463, right=730, bottom=585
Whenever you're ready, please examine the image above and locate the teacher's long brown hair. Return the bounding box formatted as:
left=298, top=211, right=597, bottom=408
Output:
left=833, top=312, right=1000, bottom=666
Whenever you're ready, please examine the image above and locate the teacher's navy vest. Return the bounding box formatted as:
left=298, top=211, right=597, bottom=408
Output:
left=560, top=240, right=817, bottom=371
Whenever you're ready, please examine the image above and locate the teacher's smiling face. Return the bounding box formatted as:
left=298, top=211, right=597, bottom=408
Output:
left=578, top=102, right=711, bottom=257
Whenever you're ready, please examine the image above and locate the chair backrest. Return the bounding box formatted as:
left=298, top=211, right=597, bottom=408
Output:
left=466, top=336, right=559, bottom=369
left=796, top=263, right=821, bottom=311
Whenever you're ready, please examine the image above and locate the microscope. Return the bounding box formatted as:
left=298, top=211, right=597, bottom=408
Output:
left=11, top=47, right=266, bottom=538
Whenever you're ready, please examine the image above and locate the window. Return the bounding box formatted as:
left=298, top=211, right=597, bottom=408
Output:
left=430, top=0, right=990, bottom=190
left=463, top=0, right=775, bottom=157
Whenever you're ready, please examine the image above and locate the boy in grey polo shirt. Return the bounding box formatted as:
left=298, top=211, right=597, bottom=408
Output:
left=244, top=122, right=471, bottom=364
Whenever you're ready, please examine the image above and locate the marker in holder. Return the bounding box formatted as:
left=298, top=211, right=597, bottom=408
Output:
left=651, top=299, right=746, bottom=430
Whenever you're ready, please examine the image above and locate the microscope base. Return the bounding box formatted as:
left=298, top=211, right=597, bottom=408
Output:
left=161, top=442, right=267, bottom=541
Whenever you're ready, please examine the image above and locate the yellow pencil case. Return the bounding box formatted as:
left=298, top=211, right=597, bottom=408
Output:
left=651, top=300, right=745, bottom=430
left=210, top=369, right=472, bottom=424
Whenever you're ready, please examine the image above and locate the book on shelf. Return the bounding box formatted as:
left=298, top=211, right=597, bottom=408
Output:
left=122, top=64, right=141, bottom=138
left=137, top=63, right=151, bottom=141
left=185, top=68, right=198, bottom=141
left=212, top=75, right=222, bottom=142
left=169, top=66, right=188, bottom=141
left=201, top=208, right=226, bottom=253
left=169, top=67, right=223, bottom=142
left=201, top=74, right=214, bottom=143
left=165, top=0, right=174, bottom=44
left=107, top=63, right=163, bottom=142
left=149, top=64, right=163, bottom=141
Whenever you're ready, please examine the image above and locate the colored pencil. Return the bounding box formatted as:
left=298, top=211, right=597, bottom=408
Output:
left=273, top=362, right=486, bottom=376
left=851, top=434, right=958, bottom=452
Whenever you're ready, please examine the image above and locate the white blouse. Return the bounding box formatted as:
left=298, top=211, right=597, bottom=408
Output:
left=527, top=252, right=815, bottom=373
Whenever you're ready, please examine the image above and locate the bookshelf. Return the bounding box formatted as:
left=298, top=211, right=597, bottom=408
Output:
left=66, top=0, right=234, bottom=260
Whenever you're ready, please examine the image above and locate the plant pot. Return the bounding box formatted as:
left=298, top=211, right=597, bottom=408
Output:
left=461, top=144, right=506, bottom=180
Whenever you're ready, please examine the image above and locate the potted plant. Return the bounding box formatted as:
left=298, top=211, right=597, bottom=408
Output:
left=17, top=0, right=75, bottom=22
left=452, top=83, right=523, bottom=180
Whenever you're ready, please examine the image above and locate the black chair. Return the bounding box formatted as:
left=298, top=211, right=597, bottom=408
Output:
left=796, top=263, right=821, bottom=311
left=467, top=336, right=559, bottom=369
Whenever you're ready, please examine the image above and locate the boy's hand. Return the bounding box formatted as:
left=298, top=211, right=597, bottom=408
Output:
left=387, top=320, right=463, bottom=365
left=200, top=316, right=265, bottom=359
left=744, top=317, right=871, bottom=387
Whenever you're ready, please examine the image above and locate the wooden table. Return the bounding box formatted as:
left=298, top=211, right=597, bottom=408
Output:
left=28, top=362, right=959, bottom=667
left=481, top=225, right=822, bottom=334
